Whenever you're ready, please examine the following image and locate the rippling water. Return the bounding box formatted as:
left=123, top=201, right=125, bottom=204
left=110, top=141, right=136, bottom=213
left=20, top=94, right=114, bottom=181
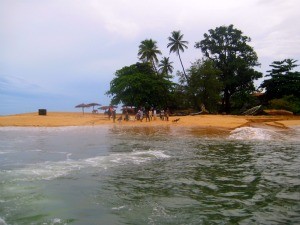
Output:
left=0, top=125, right=299, bottom=225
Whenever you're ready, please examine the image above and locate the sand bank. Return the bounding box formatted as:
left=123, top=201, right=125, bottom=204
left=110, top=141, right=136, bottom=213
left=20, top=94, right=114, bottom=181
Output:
left=1, top=112, right=300, bottom=129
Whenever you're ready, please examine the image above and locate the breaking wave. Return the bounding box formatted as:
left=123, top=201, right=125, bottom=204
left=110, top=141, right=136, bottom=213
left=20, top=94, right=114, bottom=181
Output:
left=228, top=127, right=282, bottom=141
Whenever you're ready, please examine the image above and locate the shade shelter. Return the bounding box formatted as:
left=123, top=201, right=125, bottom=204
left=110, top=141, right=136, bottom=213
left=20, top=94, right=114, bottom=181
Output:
left=75, top=103, right=90, bottom=114
left=99, top=105, right=117, bottom=111
left=87, top=103, right=101, bottom=113
left=87, top=103, right=101, bottom=111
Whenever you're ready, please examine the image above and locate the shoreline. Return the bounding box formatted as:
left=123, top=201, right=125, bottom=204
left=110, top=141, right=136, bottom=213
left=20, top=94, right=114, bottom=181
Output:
left=1, top=112, right=300, bottom=130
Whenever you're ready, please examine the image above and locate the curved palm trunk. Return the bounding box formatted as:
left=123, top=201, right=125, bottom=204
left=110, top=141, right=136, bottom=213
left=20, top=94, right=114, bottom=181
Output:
left=178, top=52, right=188, bottom=83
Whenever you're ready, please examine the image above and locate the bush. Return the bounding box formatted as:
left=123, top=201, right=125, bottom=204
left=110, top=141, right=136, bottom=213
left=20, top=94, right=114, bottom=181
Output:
left=268, top=95, right=300, bottom=114
left=230, top=92, right=260, bottom=115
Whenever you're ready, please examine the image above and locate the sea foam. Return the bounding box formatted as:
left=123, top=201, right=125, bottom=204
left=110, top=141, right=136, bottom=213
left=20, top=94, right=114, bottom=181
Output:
left=2, top=149, right=170, bottom=181
left=0, top=218, right=7, bottom=225
left=228, top=127, right=279, bottom=140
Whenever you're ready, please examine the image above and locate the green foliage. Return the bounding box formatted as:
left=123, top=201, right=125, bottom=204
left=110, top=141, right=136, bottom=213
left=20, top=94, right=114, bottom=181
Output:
left=269, top=95, right=300, bottom=114
left=167, top=30, right=189, bottom=55
left=167, top=30, right=189, bottom=82
left=106, top=62, right=174, bottom=108
left=230, top=91, right=260, bottom=114
left=170, top=81, right=192, bottom=110
left=138, top=39, right=162, bottom=73
left=195, top=24, right=262, bottom=113
left=107, top=26, right=299, bottom=115
left=260, top=59, right=300, bottom=101
left=187, top=59, right=222, bottom=113
left=266, top=59, right=298, bottom=76
left=158, top=57, right=174, bottom=79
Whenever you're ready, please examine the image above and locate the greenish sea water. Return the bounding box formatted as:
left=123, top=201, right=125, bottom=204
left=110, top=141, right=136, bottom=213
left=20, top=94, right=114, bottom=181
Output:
left=0, top=125, right=299, bottom=224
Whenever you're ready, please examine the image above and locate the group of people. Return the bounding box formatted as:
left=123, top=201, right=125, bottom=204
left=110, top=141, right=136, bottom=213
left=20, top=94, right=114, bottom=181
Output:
left=135, top=108, right=170, bottom=122
left=107, top=106, right=171, bottom=123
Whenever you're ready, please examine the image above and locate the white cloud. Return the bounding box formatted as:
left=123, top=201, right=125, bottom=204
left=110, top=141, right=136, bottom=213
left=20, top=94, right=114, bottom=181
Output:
left=0, top=0, right=299, bottom=114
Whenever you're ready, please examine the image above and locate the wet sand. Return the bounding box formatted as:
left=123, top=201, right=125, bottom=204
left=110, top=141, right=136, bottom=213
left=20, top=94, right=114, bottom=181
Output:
left=0, top=112, right=300, bottom=129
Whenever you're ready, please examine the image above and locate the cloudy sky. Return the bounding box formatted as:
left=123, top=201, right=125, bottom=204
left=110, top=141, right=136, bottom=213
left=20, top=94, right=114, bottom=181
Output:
left=1, top=0, right=299, bottom=115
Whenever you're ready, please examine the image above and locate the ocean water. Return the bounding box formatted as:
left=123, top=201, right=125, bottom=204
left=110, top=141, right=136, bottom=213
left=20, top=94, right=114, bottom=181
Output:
left=0, top=125, right=299, bottom=225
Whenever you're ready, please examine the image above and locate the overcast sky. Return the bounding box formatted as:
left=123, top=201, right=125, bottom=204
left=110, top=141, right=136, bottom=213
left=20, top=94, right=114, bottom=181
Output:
left=1, top=0, right=299, bottom=115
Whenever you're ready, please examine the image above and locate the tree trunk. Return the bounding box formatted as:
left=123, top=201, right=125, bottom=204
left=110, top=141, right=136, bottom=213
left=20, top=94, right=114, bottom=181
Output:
left=178, top=52, right=188, bottom=83
left=151, top=60, right=159, bottom=75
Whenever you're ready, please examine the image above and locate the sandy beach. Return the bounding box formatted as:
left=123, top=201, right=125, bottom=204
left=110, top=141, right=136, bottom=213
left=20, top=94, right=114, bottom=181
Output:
left=1, top=112, right=300, bottom=129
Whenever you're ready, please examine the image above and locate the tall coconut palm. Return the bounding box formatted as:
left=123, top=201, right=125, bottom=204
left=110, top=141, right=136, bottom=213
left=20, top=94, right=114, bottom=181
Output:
left=138, top=39, right=162, bottom=74
left=167, top=30, right=189, bottom=82
left=158, top=57, right=174, bottom=78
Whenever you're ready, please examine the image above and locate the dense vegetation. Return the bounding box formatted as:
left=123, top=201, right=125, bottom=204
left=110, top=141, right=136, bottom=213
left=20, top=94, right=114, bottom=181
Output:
left=260, top=59, right=300, bottom=114
left=107, top=24, right=300, bottom=114
left=106, top=62, right=175, bottom=109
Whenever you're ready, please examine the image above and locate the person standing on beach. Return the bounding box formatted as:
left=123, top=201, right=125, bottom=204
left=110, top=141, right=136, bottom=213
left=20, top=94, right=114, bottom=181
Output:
left=112, top=109, right=116, bottom=123
left=149, top=108, right=153, bottom=121
left=108, top=107, right=112, bottom=120
left=160, top=109, right=165, bottom=120
left=145, top=110, right=150, bottom=122
left=124, top=109, right=129, bottom=121
left=165, top=108, right=170, bottom=121
left=139, top=108, right=144, bottom=122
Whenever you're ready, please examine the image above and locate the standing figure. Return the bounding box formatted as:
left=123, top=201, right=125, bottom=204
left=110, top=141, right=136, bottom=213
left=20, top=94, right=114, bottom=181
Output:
left=124, top=109, right=129, bottom=121
left=165, top=108, right=170, bottom=121
left=112, top=109, right=116, bottom=123
left=145, top=110, right=150, bottom=122
left=108, top=107, right=112, bottom=120
left=149, top=109, right=153, bottom=121
left=160, top=109, right=165, bottom=120
left=139, top=109, right=144, bottom=122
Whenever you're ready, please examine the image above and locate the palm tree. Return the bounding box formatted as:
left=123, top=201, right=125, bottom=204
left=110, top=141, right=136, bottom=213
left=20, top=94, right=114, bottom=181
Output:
left=167, top=30, right=189, bottom=82
left=158, top=57, right=174, bottom=78
left=138, top=39, right=162, bottom=74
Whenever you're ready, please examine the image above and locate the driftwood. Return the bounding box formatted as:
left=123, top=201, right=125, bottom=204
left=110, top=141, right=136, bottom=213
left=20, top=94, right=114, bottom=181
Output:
left=263, top=109, right=293, bottom=115
left=242, top=105, right=262, bottom=115
left=190, top=104, right=209, bottom=116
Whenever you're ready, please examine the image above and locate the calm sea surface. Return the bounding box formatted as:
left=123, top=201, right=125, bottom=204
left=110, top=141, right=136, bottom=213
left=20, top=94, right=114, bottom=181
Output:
left=0, top=125, right=299, bottom=225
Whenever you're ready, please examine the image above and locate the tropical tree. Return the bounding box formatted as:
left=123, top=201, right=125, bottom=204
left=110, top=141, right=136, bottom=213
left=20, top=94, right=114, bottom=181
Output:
left=138, top=39, right=162, bottom=74
left=260, top=59, right=300, bottom=113
left=187, top=59, right=222, bottom=112
left=260, top=59, right=300, bottom=100
left=195, top=24, right=262, bottom=113
left=106, top=62, right=174, bottom=108
left=168, top=83, right=190, bottom=110
left=167, top=30, right=189, bottom=82
left=158, top=57, right=174, bottom=78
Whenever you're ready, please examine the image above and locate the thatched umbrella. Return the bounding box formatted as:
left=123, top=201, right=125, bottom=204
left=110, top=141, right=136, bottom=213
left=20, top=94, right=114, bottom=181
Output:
left=75, top=103, right=90, bottom=114
left=99, top=105, right=117, bottom=111
left=99, top=105, right=110, bottom=111
left=87, top=103, right=101, bottom=111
